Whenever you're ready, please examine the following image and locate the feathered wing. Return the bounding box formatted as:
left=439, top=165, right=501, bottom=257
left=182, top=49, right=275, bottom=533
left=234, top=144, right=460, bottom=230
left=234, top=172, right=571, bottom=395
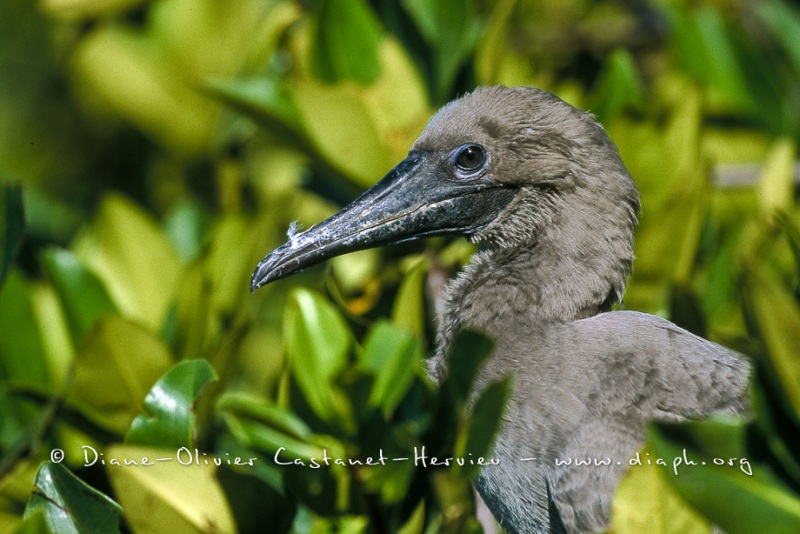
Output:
left=548, top=311, right=749, bottom=532
left=477, top=311, right=749, bottom=533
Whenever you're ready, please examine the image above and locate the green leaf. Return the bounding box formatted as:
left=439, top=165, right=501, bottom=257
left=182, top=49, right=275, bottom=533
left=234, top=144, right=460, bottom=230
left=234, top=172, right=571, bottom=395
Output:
left=776, top=213, right=800, bottom=273
left=741, top=268, right=800, bottom=423
left=105, top=444, right=236, bottom=534
left=750, top=372, right=800, bottom=484
left=402, top=0, right=483, bottom=102
left=442, top=329, right=494, bottom=410
left=308, top=0, right=382, bottom=85
left=206, top=77, right=308, bottom=151
left=24, top=462, right=122, bottom=534
left=126, top=359, right=218, bottom=449
left=474, top=0, right=518, bottom=85
left=757, top=138, right=796, bottom=217
left=360, top=321, right=420, bottom=413
left=14, top=508, right=48, bottom=534
left=72, top=194, right=182, bottom=330
left=0, top=271, right=49, bottom=388
left=459, top=378, right=510, bottom=478
left=648, top=422, right=800, bottom=534
left=284, top=289, right=352, bottom=425
left=754, top=0, right=800, bottom=77
left=0, top=181, right=24, bottom=288
left=163, top=199, right=210, bottom=263
left=219, top=392, right=322, bottom=461
left=70, top=316, right=173, bottom=435
left=391, top=258, right=428, bottom=340
left=591, top=48, right=645, bottom=123
left=41, top=247, right=117, bottom=345
left=612, top=446, right=711, bottom=534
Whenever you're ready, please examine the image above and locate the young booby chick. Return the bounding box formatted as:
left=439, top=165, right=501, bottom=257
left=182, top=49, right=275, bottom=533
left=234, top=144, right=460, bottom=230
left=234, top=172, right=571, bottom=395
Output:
left=251, top=86, right=749, bottom=533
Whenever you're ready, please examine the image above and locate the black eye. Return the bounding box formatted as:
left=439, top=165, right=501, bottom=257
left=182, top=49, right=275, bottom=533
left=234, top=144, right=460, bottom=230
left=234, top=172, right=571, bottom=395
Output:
left=455, top=144, right=486, bottom=173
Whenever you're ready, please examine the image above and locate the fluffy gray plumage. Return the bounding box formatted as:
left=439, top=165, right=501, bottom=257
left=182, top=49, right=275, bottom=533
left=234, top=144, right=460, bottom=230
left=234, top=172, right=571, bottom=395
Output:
left=420, top=87, right=749, bottom=533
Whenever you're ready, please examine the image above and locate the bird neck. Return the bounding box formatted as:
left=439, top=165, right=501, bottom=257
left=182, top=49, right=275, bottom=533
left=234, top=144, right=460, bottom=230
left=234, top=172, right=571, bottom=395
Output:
left=430, top=202, right=634, bottom=380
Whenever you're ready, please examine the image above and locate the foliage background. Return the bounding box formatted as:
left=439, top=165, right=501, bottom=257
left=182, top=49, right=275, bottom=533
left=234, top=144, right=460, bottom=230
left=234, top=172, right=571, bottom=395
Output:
left=2, top=0, right=800, bottom=532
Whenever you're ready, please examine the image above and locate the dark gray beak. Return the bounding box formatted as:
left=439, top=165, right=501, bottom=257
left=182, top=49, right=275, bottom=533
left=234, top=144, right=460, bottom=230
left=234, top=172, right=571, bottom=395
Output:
left=251, top=151, right=517, bottom=291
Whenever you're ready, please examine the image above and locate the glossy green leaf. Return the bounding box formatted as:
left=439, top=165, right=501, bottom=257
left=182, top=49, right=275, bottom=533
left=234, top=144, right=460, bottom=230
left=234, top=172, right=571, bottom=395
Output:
left=741, top=269, right=800, bottom=423
left=284, top=289, right=352, bottom=424
left=0, top=181, right=24, bottom=288
left=70, top=316, right=173, bottom=435
left=459, top=378, right=510, bottom=478
left=649, top=423, right=800, bottom=534
left=308, top=0, right=382, bottom=85
left=24, top=462, right=122, bottom=534
left=360, top=321, right=420, bottom=413
left=126, top=359, right=218, bottom=449
left=41, top=247, right=117, bottom=345
left=105, top=444, right=236, bottom=534
left=72, top=194, right=181, bottom=330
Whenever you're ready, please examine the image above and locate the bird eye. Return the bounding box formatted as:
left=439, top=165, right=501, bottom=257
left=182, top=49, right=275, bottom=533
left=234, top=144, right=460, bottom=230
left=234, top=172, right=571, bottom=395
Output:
left=454, top=144, right=486, bottom=173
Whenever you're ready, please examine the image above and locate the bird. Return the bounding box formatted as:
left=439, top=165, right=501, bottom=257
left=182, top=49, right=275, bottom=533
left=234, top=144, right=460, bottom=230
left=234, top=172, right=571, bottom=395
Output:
left=250, top=86, right=750, bottom=533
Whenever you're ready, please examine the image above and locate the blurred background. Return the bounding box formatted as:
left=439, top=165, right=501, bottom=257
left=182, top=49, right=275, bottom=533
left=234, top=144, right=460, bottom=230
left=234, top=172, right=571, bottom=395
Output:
left=2, top=0, right=800, bottom=532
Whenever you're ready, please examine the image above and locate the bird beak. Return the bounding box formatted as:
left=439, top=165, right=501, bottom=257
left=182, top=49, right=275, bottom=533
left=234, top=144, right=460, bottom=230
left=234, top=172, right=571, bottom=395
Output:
left=251, top=151, right=517, bottom=291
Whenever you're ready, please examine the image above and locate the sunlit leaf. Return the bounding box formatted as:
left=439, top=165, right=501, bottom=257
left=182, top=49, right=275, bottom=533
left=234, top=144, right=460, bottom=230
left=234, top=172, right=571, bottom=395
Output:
left=612, top=446, right=711, bottom=534
left=391, top=258, right=427, bottom=340
left=126, top=359, right=218, bottom=449
left=41, top=247, right=117, bottom=345
left=475, top=0, right=519, bottom=86
left=360, top=321, right=420, bottom=413
left=24, top=462, right=122, bottom=534
left=72, top=194, right=181, bottom=330
left=0, top=271, right=48, bottom=387
left=284, top=289, right=352, bottom=425
left=741, top=268, right=800, bottom=423
left=70, top=316, right=173, bottom=435
left=649, top=423, right=800, bottom=534
left=105, top=445, right=236, bottom=534
left=757, top=138, right=796, bottom=217
left=308, top=0, right=382, bottom=85
left=0, top=181, right=24, bottom=288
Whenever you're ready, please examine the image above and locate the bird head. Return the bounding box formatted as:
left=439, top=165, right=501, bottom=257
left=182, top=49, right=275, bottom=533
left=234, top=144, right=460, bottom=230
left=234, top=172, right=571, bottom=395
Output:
left=251, top=86, right=639, bottom=292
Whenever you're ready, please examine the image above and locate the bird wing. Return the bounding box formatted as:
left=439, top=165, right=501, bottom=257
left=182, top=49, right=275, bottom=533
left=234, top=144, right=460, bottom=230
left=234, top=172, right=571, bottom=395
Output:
left=485, top=310, right=749, bottom=532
